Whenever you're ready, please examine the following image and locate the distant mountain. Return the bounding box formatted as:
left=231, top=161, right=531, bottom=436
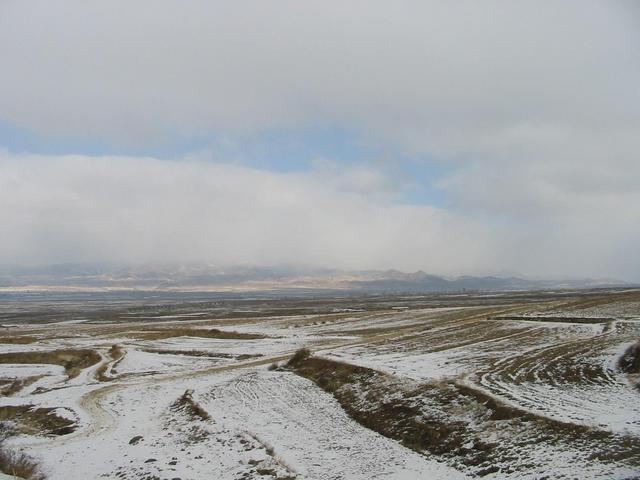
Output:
left=0, top=263, right=630, bottom=293
left=347, top=271, right=629, bottom=292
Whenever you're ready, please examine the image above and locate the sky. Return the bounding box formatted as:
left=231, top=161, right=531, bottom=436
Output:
left=0, top=1, right=639, bottom=280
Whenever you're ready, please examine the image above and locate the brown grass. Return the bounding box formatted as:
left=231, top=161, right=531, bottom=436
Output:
left=0, top=376, right=44, bottom=397
left=0, top=337, right=37, bottom=345
left=493, top=315, right=610, bottom=324
left=286, top=347, right=311, bottom=367
left=0, top=378, right=26, bottom=396
left=170, top=389, right=210, bottom=421
left=0, top=405, right=75, bottom=436
left=0, top=350, right=101, bottom=379
left=142, top=348, right=261, bottom=360
left=138, top=327, right=266, bottom=341
left=290, top=355, right=640, bottom=474
left=291, top=356, right=473, bottom=456
left=96, top=345, right=125, bottom=382
left=618, top=341, right=640, bottom=374
left=0, top=447, right=45, bottom=480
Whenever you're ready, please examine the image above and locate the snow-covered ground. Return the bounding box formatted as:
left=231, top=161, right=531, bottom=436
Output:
left=6, top=368, right=466, bottom=480
left=0, top=292, right=638, bottom=478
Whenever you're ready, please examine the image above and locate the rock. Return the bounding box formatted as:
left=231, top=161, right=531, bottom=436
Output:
left=128, top=435, right=144, bottom=445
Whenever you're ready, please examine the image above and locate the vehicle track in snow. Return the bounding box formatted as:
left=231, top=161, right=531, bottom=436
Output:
left=201, top=370, right=466, bottom=479
left=19, top=304, right=519, bottom=452
left=12, top=298, right=640, bottom=477
left=473, top=319, right=640, bottom=433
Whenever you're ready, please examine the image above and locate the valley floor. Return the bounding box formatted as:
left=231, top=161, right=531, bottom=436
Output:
left=0, top=289, right=638, bottom=479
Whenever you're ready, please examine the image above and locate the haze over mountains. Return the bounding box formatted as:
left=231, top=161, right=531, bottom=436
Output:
left=0, top=264, right=627, bottom=294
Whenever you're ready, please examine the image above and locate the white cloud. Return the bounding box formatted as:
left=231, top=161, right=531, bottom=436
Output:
left=1, top=151, right=638, bottom=280
left=0, top=151, right=501, bottom=274
left=0, top=1, right=638, bottom=279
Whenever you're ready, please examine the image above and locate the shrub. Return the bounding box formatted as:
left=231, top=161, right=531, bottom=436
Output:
left=171, top=389, right=210, bottom=421
left=618, top=341, right=640, bottom=374
left=287, top=348, right=311, bottom=367
left=0, top=447, right=45, bottom=480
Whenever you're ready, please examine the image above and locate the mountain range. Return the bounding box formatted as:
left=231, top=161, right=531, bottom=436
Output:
left=0, top=263, right=629, bottom=294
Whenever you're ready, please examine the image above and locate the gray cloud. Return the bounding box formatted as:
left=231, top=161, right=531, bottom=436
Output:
left=0, top=1, right=638, bottom=279
left=1, top=151, right=638, bottom=280
left=1, top=1, right=637, bottom=145
left=0, top=151, right=501, bottom=274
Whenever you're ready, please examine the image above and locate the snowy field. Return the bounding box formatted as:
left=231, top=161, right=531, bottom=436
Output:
left=0, top=289, right=639, bottom=479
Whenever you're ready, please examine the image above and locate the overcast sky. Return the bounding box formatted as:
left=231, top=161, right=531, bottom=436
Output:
left=1, top=1, right=639, bottom=280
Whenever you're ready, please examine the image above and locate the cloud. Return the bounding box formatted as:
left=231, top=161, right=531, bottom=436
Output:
left=0, top=151, right=501, bottom=274
left=310, top=158, right=410, bottom=196
left=0, top=1, right=638, bottom=279
left=1, top=151, right=638, bottom=280
left=1, top=1, right=637, bottom=148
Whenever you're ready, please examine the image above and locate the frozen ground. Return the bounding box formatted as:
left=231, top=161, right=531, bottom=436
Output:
left=0, top=289, right=638, bottom=479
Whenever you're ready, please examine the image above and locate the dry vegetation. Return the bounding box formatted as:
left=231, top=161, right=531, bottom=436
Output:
left=289, top=351, right=640, bottom=476
left=0, top=289, right=638, bottom=478
left=142, top=348, right=261, bottom=361
left=170, top=389, right=210, bottom=421
left=0, top=376, right=43, bottom=397
left=618, top=341, right=640, bottom=374
left=286, top=347, right=311, bottom=367
left=0, top=447, right=45, bottom=480
left=0, top=405, right=75, bottom=437
left=0, top=349, right=101, bottom=379
left=95, top=344, right=125, bottom=382
left=493, top=315, right=610, bottom=324
left=0, top=337, right=38, bottom=345
left=618, top=341, right=640, bottom=390
left=138, top=327, right=266, bottom=341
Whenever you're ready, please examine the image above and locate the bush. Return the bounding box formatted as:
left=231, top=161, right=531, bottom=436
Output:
left=171, top=389, right=210, bottom=421
left=0, top=447, right=45, bottom=480
left=618, top=341, right=640, bottom=374
left=287, top=348, right=311, bottom=367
